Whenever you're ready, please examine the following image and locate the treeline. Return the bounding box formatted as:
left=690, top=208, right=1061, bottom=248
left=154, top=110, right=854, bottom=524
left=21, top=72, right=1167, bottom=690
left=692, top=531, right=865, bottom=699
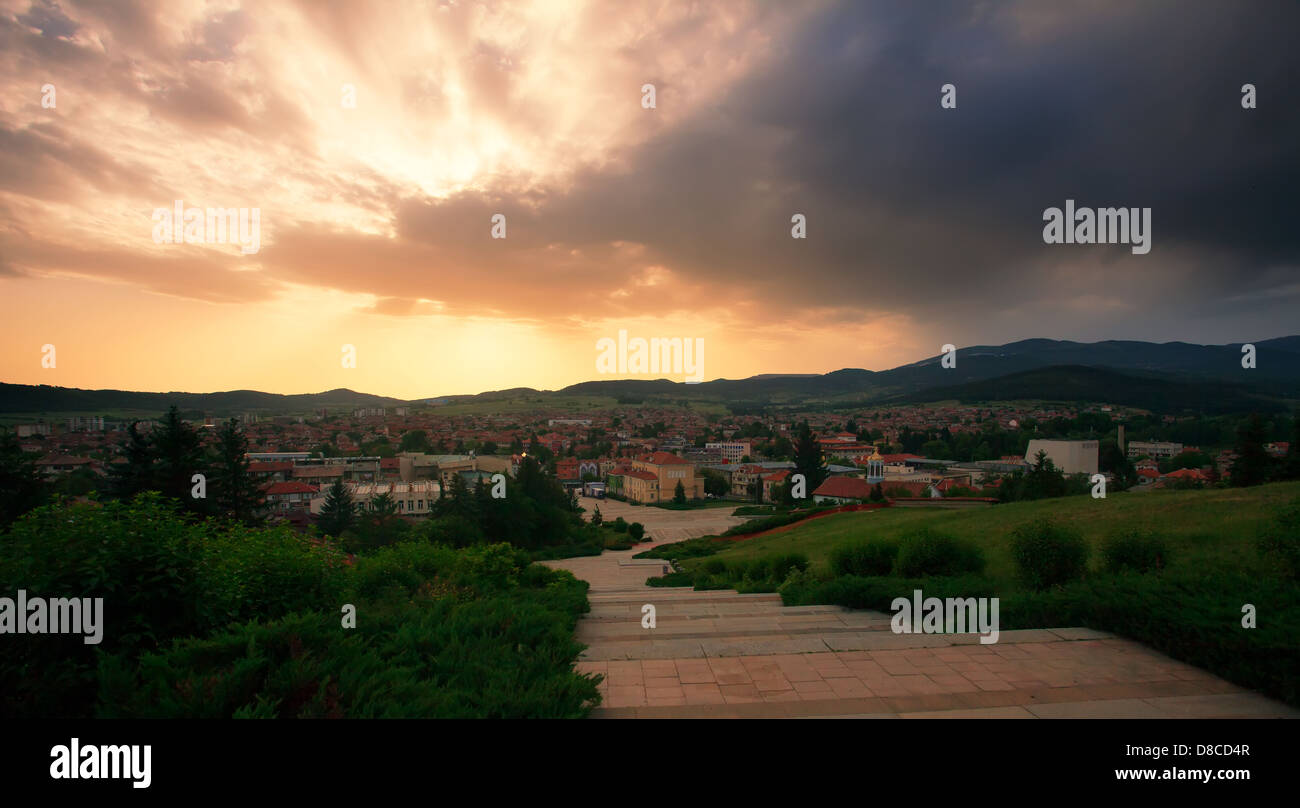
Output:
left=0, top=406, right=263, bottom=532
left=317, top=454, right=613, bottom=557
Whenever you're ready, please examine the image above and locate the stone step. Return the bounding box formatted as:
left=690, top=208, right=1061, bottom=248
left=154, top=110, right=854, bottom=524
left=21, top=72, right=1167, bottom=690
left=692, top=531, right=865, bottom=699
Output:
left=579, top=627, right=1085, bottom=661
left=588, top=590, right=781, bottom=604
left=577, top=615, right=893, bottom=641
left=583, top=603, right=850, bottom=620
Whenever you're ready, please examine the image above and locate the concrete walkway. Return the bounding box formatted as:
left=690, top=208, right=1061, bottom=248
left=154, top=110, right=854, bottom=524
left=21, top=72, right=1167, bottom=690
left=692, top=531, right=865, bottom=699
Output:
left=546, top=540, right=1298, bottom=719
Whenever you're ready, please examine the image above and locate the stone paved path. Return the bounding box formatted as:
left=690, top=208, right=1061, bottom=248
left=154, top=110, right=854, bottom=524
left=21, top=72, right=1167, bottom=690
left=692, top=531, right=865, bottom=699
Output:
left=580, top=496, right=747, bottom=543
left=546, top=535, right=1298, bottom=719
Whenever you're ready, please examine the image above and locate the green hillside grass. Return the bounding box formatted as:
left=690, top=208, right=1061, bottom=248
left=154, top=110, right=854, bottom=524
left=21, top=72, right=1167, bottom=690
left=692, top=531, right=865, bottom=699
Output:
left=652, top=483, right=1300, bottom=706
left=681, top=482, right=1300, bottom=583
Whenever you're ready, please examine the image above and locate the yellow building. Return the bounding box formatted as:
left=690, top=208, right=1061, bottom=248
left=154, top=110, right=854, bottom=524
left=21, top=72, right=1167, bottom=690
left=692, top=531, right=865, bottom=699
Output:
left=627, top=451, right=705, bottom=503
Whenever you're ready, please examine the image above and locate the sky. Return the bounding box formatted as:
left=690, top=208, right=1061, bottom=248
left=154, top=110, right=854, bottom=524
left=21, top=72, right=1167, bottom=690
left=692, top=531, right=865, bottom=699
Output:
left=1, top=0, right=1297, bottom=400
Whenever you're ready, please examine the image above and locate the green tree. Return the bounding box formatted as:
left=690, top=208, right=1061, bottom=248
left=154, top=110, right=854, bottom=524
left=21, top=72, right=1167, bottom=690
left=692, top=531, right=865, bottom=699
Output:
left=317, top=479, right=356, bottom=537
left=151, top=406, right=208, bottom=512
left=0, top=427, right=46, bottom=530
left=1283, top=410, right=1300, bottom=481
left=210, top=418, right=262, bottom=524
left=793, top=422, right=826, bottom=492
left=702, top=469, right=729, bottom=497
left=107, top=421, right=155, bottom=501
left=399, top=429, right=432, bottom=453
left=1231, top=413, right=1274, bottom=487
left=673, top=480, right=687, bottom=505
left=591, top=505, right=603, bottom=526
left=369, top=492, right=398, bottom=517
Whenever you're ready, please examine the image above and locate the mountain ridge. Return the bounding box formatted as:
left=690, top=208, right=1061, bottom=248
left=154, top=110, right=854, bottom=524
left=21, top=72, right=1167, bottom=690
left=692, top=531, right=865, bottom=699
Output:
left=3, top=336, right=1297, bottom=414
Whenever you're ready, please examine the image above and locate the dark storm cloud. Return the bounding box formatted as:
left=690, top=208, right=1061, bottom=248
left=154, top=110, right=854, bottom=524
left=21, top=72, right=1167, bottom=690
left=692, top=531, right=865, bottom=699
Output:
left=399, top=0, right=1298, bottom=337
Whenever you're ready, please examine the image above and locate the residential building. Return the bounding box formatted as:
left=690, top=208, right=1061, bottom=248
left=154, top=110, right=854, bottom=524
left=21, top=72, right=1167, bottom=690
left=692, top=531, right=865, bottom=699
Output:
left=263, top=481, right=318, bottom=512
left=705, top=441, right=753, bottom=463
left=812, top=476, right=872, bottom=504
left=1127, top=441, right=1183, bottom=460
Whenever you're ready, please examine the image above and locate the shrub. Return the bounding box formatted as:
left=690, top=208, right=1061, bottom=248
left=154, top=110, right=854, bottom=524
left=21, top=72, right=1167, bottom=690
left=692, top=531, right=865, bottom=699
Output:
left=610, top=517, right=628, bottom=533
left=700, top=559, right=727, bottom=575
left=769, top=553, right=810, bottom=582
left=830, top=540, right=899, bottom=577
left=1102, top=529, right=1171, bottom=574
left=1258, top=500, right=1300, bottom=580
left=98, top=565, right=600, bottom=718
left=1010, top=519, right=1089, bottom=590
left=895, top=529, right=985, bottom=577
left=627, top=522, right=646, bottom=542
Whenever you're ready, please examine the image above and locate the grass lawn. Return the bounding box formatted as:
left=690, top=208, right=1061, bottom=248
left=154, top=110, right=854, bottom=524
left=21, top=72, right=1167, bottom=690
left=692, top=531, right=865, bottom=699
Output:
left=682, top=482, right=1300, bottom=584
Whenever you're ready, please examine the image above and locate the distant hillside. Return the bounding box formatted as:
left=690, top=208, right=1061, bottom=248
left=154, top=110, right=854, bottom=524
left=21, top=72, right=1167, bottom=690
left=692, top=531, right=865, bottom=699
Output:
left=895, top=365, right=1289, bottom=413
left=4, top=335, right=1297, bottom=415
left=552, top=336, right=1300, bottom=405
left=0, top=385, right=407, bottom=416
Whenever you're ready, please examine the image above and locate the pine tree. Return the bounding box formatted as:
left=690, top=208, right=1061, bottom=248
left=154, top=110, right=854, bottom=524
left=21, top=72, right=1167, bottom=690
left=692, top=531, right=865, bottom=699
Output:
left=1284, top=410, right=1300, bottom=481
left=673, top=480, right=687, bottom=505
left=793, top=421, right=827, bottom=492
left=1231, top=413, right=1274, bottom=487
left=211, top=418, right=262, bottom=524
left=108, top=421, right=156, bottom=500
left=318, top=479, right=355, bottom=537
left=151, top=406, right=207, bottom=512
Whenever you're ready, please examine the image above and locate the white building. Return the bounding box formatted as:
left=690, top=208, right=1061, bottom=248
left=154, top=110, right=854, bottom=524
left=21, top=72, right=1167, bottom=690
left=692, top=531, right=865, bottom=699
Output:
left=1127, top=441, right=1183, bottom=459
left=705, top=441, right=753, bottom=463
left=1024, top=440, right=1098, bottom=476
left=310, top=481, right=442, bottom=517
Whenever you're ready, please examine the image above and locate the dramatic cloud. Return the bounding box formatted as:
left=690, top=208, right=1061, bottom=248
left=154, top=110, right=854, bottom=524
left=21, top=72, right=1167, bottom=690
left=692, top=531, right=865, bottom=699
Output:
left=0, top=0, right=1296, bottom=396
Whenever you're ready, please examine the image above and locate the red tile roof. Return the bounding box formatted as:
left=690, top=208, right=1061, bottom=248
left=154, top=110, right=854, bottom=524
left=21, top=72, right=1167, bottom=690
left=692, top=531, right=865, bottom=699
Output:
left=644, top=451, right=690, bottom=465
left=265, top=481, right=320, bottom=495
left=37, top=454, right=93, bottom=465
left=812, top=477, right=871, bottom=499
left=878, top=453, right=920, bottom=463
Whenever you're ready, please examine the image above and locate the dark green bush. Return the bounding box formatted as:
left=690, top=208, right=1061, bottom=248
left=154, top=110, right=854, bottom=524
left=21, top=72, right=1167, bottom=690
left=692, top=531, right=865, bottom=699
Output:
left=769, top=553, right=810, bottom=581
left=1258, top=500, right=1300, bottom=580
left=780, top=574, right=997, bottom=610
left=0, top=494, right=202, bottom=718
left=830, top=540, right=899, bottom=577
left=1010, top=519, right=1089, bottom=590
left=1102, top=529, right=1171, bottom=574
left=895, top=529, right=985, bottom=577
left=628, top=522, right=646, bottom=541
left=700, top=559, right=727, bottom=575
left=98, top=563, right=599, bottom=718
